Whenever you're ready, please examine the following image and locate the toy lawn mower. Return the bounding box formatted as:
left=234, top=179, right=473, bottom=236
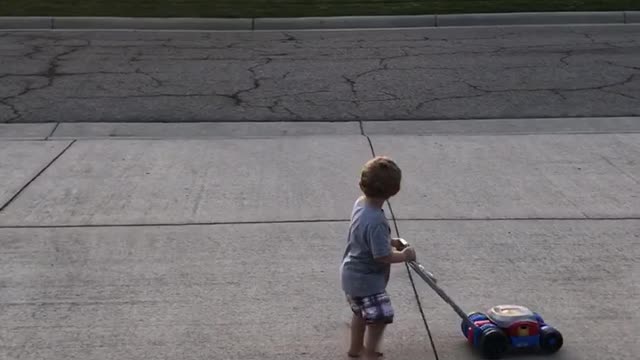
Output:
left=399, top=240, right=563, bottom=359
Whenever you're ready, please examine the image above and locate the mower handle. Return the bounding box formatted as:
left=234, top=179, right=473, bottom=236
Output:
left=407, top=260, right=479, bottom=331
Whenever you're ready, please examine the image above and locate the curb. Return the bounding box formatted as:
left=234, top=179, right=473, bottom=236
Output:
left=0, top=16, right=52, bottom=29
left=254, top=15, right=435, bottom=30
left=0, top=122, right=363, bottom=140
left=2, top=118, right=640, bottom=140
left=437, top=11, right=625, bottom=27
left=53, top=16, right=250, bottom=30
left=0, top=11, right=638, bottom=30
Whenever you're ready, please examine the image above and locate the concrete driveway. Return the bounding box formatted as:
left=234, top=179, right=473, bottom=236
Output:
left=1, top=119, right=638, bottom=359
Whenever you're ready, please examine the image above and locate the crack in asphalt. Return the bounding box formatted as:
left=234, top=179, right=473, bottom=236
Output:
left=253, top=89, right=333, bottom=101
left=0, top=47, right=84, bottom=121
left=244, top=97, right=301, bottom=118
left=381, top=90, right=402, bottom=101
left=560, top=50, right=574, bottom=66
left=160, top=41, right=241, bottom=51
left=133, top=56, right=263, bottom=62
left=335, top=41, right=634, bottom=57
left=0, top=99, right=21, bottom=122
left=281, top=33, right=299, bottom=43
left=552, top=89, right=568, bottom=101
left=134, top=68, right=164, bottom=88
left=342, top=75, right=357, bottom=98
left=268, top=99, right=299, bottom=117
left=604, top=61, right=640, bottom=71
left=43, top=47, right=82, bottom=90
left=6, top=71, right=151, bottom=78
left=602, top=89, right=640, bottom=101
left=340, top=48, right=413, bottom=104
left=414, top=92, right=488, bottom=111
left=579, top=31, right=598, bottom=44
left=226, top=58, right=272, bottom=106
left=464, top=74, right=638, bottom=95
left=67, top=93, right=234, bottom=100
left=413, top=73, right=639, bottom=111
left=23, top=45, right=45, bottom=59
left=602, top=40, right=639, bottom=48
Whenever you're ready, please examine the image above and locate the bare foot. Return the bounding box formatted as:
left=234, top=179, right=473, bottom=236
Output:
left=348, top=351, right=383, bottom=358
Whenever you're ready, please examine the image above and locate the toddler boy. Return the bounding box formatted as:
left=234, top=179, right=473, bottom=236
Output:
left=340, top=156, right=417, bottom=358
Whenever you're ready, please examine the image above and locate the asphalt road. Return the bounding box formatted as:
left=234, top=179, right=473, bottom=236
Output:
left=1, top=24, right=639, bottom=122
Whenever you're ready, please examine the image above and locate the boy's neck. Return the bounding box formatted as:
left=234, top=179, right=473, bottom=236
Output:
left=364, top=196, right=385, bottom=209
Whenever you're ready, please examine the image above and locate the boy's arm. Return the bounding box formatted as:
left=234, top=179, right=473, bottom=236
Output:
left=367, top=224, right=416, bottom=264
left=375, top=248, right=413, bottom=264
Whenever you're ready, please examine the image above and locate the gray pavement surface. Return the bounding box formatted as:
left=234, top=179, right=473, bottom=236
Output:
left=0, top=140, right=70, bottom=206
left=362, top=116, right=640, bottom=135
left=395, top=220, right=639, bottom=360
left=2, top=220, right=637, bottom=360
left=1, top=24, right=639, bottom=122
left=1, top=132, right=639, bottom=226
left=1, top=120, right=639, bottom=360
left=0, top=136, right=371, bottom=226
left=49, top=121, right=362, bottom=139
left=0, top=123, right=56, bottom=139
left=3, top=117, right=640, bottom=141
left=375, top=133, right=640, bottom=219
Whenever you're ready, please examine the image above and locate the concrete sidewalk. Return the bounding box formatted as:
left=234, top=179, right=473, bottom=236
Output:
left=3, top=116, right=640, bottom=140
left=1, top=120, right=638, bottom=360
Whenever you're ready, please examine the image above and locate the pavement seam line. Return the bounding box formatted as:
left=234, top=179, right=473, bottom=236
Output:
left=395, top=216, right=640, bottom=221
left=45, top=122, right=60, bottom=140
left=4, top=129, right=640, bottom=141
left=0, top=218, right=352, bottom=229
left=2, top=216, right=638, bottom=229
left=0, top=139, right=75, bottom=213
left=360, top=119, right=440, bottom=360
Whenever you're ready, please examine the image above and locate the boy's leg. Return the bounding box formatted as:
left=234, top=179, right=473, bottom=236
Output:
left=362, top=291, right=394, bottom=358
left=348, top=312, right=366, bottom=356
left=364, top=323, right=387, bottom=359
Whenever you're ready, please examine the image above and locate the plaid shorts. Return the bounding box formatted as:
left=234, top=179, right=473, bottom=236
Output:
left=347, top=291, right=394, bottom=324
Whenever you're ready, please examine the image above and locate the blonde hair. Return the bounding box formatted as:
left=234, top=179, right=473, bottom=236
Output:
left=359, top=156, right=402, bottom=199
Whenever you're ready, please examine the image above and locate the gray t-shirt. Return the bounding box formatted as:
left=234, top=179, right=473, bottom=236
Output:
left=340, top=197, right=392, bottom=297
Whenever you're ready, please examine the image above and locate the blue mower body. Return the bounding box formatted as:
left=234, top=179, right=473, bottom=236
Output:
left=461, top=305, right=563, bottom=359
left=405, top=258, right=563, bottom=360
